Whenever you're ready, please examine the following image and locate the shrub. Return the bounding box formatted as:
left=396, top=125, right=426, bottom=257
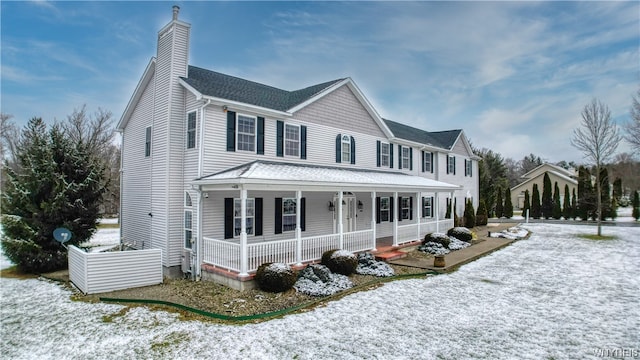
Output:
left=418, top=242, right=450, bottom=255
left=464, top=198, right=476, bottom=228
left=294, top=264, right=353, bottom=297
left=356, top=253, right=394, bottom=277
left=423, top=233, right=450, bottom=248
left=321, top=249, right=358, bottom=275
left=447, top=227, right=473, bottom=242
left=254, top=262, right=297, bottom=293
left=476, top=200, right=488, bottom=226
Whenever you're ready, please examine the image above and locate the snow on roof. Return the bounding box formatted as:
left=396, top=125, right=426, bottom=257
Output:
left=194, top=161, right=461, bottom=191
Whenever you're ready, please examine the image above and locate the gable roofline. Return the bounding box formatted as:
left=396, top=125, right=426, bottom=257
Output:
left=117, top=57, right=156, bottom=131
left=451, top=130, right=481, bottom=160
left=521, top=163, right=575, bottom=180
left=511, top=169, right=578, bottom=192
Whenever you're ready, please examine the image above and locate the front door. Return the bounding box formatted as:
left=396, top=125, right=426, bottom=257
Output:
left=334, top=194, right=356, bottom=233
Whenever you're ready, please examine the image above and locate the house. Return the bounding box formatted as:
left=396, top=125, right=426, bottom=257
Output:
left=116, top=6, right=480, bottom=289
left=510, top=163, right=578, bottom=211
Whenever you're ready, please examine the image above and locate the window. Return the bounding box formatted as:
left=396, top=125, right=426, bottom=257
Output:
left=423, top=152, right=432, bottom=173
left=380, top=142, right=390, bottom=167
left=401, top=197, right=411, bottom=220
left=341, top=135, right=351, bottom=163
left=423, top=197, right=433, bottom=218
left=465, top=159, right=472, bottom=177
left=186, top=112, right=196, bottom=149
left=380, top=197, right=390, bottom=222
left=402, top=147, right=410, bottom=169
left=145, top=126, right=151, bottom=157
left=284, top=124, right=300, bottom=157
left=236, top=114, right=256, bottom=151
left=185, top=192, right=192, bottom=207
left=447, top=155, right=456, bottom=174
left=282, top=198, right=296, bottom=232
left=234, top=198, right=255, bottom=236
left=184, top=211, right=192, bottom=248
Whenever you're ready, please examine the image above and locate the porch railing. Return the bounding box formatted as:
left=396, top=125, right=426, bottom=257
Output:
left=202, top=237, right=241, bottom=272
left=247, top=238, right=297, bottom=272
left=300, top=233, right=340, bottom=263
left=343, top=229, right=374, bottom=253
left=397, top=223, right=419, bottom=245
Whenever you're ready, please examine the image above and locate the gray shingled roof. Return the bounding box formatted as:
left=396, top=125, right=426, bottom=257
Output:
left=181, top=66, right=344, bottom=112
left=383, top=119, right=461, bottom=150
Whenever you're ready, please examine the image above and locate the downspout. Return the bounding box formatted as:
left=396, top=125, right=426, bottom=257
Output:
left=195, top=99, right=210, bottom=281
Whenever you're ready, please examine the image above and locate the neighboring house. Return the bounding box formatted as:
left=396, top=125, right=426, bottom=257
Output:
left=511, top=163, right=578, bottom=211
left=116, top=7, right=480, bottom=289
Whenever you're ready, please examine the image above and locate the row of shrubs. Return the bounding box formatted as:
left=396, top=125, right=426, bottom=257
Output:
left=418, top=227, right=474, bottom=255
left=255, top=249, right=394, bottom=295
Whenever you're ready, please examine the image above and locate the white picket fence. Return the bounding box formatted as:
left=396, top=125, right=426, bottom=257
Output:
left=68, top=245, right=163, bottom=294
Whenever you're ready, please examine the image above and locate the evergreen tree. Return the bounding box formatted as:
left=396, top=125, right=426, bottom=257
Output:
left=600, top=168, right=612, bottom=220
left=633, top=190, right=640, bottom=221
left=612, top=177, right=622, bottom=202
left=463, top=198, right=476, bottom=228
left=476, top=199, right=488, bottom=225
left=552, top=182, right=562, bottom=219
left=1, top=118, right=106, bottom=273
left=541, top=172, right=553, bottom=219
left=562, top=184, right=572, bottom=219
left=531, top=183, right=542, bottom=219
left=577, top=166, right=596, bottom=220
left=495, top=189, right=504, bottom=218
left=445, top=198, right=451, bottom=219
left=571, top=188, right=578, bottom=220
left=503, top=187, right=513, bottom=218
left=522, top=189, right=531, bottom=219
left=610, top=197, right=618, bottom=220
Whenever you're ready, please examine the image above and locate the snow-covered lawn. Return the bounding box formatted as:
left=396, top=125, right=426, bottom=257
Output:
left=1, top=223, right=638, bottom=359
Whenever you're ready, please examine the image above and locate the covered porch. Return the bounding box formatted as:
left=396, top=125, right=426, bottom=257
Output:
left=192, top=161, right=459, bottom=280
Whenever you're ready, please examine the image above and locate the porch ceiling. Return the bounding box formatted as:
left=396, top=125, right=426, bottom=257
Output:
left=192, top=160, right=461, bottom=192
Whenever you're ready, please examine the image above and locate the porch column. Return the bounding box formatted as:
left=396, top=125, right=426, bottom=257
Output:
left=435, top=192, right=440, bottom=232
left=450, top=191, right=455, bottom=227
left=392, top=191, right=398, bottom=247
left=239, top=188, right=249, bottom=277
left=295, top=190, right=302, bottom=266
left=371, top=191, right=377, bottom=252
left=338, top=191, right=344, bottom=249
left=416, top=192, right=421, bottom=241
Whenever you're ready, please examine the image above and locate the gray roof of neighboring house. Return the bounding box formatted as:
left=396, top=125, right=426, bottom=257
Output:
left=181, top=66, right=344, bottom=112
left=383, top=119, right=461, bottom=150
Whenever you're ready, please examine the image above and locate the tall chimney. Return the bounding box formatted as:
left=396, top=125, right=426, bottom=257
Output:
left=172, top=5, right=180, bottom=21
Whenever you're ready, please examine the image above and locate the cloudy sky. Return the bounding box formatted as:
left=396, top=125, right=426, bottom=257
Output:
left=1, top=1, right=637, bottom=163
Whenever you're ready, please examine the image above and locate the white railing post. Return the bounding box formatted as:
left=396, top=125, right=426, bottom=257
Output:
left=295, top=190, right=302, bottom=266
left=435, top=192, right=440, bottom=233
left=338, top=191, right=344, bottom=249
left=371, top=191, right=377, bottom=252
left=416, top=192, right=421, bottom=241
left=239, top=189, right=249, bottom=277
left=393, top=191, right=398, bottom=246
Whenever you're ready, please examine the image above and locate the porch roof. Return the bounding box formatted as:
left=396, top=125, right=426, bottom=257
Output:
left=193, top=160, right=461, bottom=192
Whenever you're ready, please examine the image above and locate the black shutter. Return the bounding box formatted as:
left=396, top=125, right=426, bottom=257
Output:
left=335, top=134, right=341, bottom=163
left=398, top=145, right=403, bottom=169
left=376, top=197, right=381, bottom=224
left=453, top=157, right=456, bottom=175
left=301, top=197, right=306, bottom=231
left=300, top=126, right=307, bottom=159
left=431, top=153, right=434, bottom=173
left=257, top=117, right=265, bottom=155
left=276, top=121, right=284, bottom=157
left=350, top=136, right=356, bottom=164
left=390, top=145, right=394, bottom=168
left=421, top=151, right=425, bottom=173
left=376, top=141, right=381, bottom=167
left=274, top=198, right=282, bottom=234
left=410, top=148, right=413, bottom=171
left=409, top=197, right=413, bottom=220
left=398, top=196, right=403, bottom=222
left=255, top=198, right=263, bottom=236
left=422, top=197, right=426, bottom=218
left=446, top=155, right=450, bottom=174
left=389, top=196, right=394, bottom=222
left=431, top=197, right=434, bottom=217
left=224, top=198, right=234, bottom=239
left=226, top=111, right=236, bottom=152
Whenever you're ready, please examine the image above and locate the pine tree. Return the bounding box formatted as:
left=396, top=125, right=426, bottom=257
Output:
left=1, top=118, right=106, bottom=273
left=632, top=190, right=639, bottom=221
left=600, top=168, right=612, bottom=220
left=562, top=184, right=572, bottom=219
left=610, top=197, right=618, bottom=220
left=552, top=182, right=562, bottom=219
left=464, top=198, right=476, bottom=228
left=503, top=187, right=513, bottom=218
left=522, top=189, right=531, bottom=219
left=541, top=172, right=553, bottom=219
left=571, top=188, right=578, bottom=220
left=577, top=166, right=596, bottom=220
left=612, top=178, right=622, bottom=202
left=495, top=189, right=504, bottom=218
left=531, top=183, right=542, bottom=219
left=476, top=199, right=488, bottom=225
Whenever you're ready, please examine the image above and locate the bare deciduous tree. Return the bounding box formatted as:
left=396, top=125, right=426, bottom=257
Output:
left=571, top=98, right=621, bottom=236
left=1, top=113, right=19, bottom=168
left=61, top=104, right=115, bottom=156
left=626, top=89, right=640, bottom=155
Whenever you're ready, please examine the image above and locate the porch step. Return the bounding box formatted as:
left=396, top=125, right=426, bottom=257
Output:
left=375, top=251, right=407, bottom=262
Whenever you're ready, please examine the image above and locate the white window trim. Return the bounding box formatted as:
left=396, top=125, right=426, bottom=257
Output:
left=186, top=111, right=197, bottom=149
left=282, top=197, right=297, bottom=232
left=234, top=198, right=255, bottom=237
left=380, top=197, right=390, bottom=222
left=448, top=155, right=456, bottom=174
left=465, top=159, right=472, bottom=177
left=380, top=142, right=390, bottom=167
left=423, top=197, right=433, bottom=218
left=236, top=113, right=256, bottom=152
left=401, top=147, right=410, bottom=170
left=401, top=197, right=411, bottom=220
left=424, top=152, right=432, bottom=172
left=145, top=126, right=151, bottom=157
left=341, top=135, right=351, bottom=163
left=184, top=210, right=193, bottom=249
left=284, top=123, right=300, bottom=157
